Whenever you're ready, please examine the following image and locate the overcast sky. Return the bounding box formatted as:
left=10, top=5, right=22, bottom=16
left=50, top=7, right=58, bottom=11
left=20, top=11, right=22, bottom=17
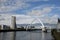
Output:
left=0, top=0, right=60, bottom=25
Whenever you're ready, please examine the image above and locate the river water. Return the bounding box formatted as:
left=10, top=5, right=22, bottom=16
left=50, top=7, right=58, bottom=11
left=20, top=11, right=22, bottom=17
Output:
left=0, top=30, right=54, bottom=40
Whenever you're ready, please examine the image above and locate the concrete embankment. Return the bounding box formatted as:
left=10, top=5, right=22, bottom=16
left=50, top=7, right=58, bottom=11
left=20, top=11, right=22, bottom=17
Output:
left=51, top=29, right=60, bottom=40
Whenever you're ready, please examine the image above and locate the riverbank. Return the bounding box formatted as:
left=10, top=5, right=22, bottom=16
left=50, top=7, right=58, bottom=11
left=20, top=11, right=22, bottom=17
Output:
left=0, top=29, right=41, bottom=32
left=51, top=29, right=60, bottom=40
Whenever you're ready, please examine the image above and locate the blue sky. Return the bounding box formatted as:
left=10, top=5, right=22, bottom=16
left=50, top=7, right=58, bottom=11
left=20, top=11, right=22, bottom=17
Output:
left=14, top=0, right=59, bottom=16
left=0, top=0, right=60, bottom=25
left=0, top=0, right=60, bottom=15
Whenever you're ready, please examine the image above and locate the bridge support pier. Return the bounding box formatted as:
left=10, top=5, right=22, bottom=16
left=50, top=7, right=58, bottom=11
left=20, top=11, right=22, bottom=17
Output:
left=42, top=27, right=47, bottom=32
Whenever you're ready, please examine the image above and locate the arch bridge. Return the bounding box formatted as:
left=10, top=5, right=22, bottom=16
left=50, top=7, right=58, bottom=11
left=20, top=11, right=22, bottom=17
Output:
left=26, top=17, right=47, bottom=32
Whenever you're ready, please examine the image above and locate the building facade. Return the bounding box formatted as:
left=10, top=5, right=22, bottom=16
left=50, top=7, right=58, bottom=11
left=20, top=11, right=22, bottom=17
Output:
left=57, top=18, right=60, bottom=32
left=10, top=16, right=16, bottom=29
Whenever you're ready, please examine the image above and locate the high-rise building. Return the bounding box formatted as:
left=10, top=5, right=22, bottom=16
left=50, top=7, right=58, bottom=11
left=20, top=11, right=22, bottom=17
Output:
left=10, top=16, right=16, bottom=29
left=57, top=18, right=60, bottom=29
left=57, top=18, right=60, bottom=32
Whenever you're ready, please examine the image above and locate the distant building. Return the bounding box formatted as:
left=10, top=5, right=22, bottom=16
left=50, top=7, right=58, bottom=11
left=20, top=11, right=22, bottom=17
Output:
left=3, top=25, right=10, bottom=30
left=0, top=25, right=10, bottom=30
left=10, top=16, right=16, bottom=29
left=57, top=18, right=60, bottom=32
left=0, top=25, right=1, bottom=30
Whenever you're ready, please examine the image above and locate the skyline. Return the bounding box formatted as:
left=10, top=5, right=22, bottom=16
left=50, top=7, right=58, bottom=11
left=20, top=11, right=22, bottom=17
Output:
left=0, top=0, right=60, bottom=25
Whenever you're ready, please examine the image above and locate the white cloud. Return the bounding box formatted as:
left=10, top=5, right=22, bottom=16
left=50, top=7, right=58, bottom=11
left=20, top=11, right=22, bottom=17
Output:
left=0, top=0, right=50, bottom=13
left=51, top=14, right=59, bottom=18
left=0, top=14, right=34, bottom=25
left=49, top=14, right=58, bottom=24
left=16, top=14, right=58, bottom=24
left=23, top=0, right=49, bottom=2
left=27, top=6, right=52, bottom=16
left=0, top=13, right=59, bottom=25
left=0, top=0, right=30, bottom=12
left=13, top=15, right=35, bottom=24
left=40, top=14, right=59, bottom=24
left=42, top=7, right=52, bottom=14
left=0, top=14, right=11, bottom=25
left=27, top=4, right=60, bottom=17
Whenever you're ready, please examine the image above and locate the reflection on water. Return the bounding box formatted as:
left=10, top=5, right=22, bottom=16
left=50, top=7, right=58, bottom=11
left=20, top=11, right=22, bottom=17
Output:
left=0, top=30, right=53, bottom=40
left=41, top=32, right=50, bottom=40
left=0, top=32, right=16, bottom=40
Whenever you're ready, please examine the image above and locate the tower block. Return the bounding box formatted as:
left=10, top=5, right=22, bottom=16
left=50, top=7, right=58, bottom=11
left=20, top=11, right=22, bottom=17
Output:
left=10, top=16, right=16, bottom=29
